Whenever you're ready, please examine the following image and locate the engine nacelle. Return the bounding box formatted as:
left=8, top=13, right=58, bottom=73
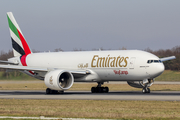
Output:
left=44, top=70, right=74, bottom=91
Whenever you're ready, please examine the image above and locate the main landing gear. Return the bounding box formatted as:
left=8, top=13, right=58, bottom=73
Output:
left=46, top=88, right=64, bottom=94
left=91, top=82, right=109, bottom=93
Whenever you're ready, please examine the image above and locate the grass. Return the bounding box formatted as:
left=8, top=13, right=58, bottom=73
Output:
left=0, top=71, right=34, bottom=80
left=0, top=99, right=179, bottom=119
left=156, top=70, right=180, bottom=81
left=0, top=70, right=180, bottom=120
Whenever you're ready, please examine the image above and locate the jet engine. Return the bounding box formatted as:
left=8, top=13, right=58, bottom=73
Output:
left=44, top=70, right=74, bottom=91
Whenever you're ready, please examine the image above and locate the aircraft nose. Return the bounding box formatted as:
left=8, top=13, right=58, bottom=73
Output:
left=156, top=63, right=165, bottom=75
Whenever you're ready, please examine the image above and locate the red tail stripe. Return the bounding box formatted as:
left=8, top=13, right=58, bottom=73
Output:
left=17, top=30, right=31, bottom=55
left=20, top=55, right=34, bottom=75
left=20, top=55, right=27, bottom=66
left=17, top=29, right=34, bottom=76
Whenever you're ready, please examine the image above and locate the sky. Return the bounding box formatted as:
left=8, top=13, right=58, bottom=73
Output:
left=0, top=0, right=180, bottom=52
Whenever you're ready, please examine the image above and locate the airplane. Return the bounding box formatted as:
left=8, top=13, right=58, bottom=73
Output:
left=0, top=12, right=176, bottom=94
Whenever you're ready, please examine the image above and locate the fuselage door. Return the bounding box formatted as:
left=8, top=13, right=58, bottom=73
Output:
left=129, top=57, right=136, bottom=69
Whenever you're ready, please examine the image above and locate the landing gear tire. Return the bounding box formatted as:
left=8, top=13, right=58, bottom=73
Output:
left=97, top=87, right=102, bottom=93
left=142, top=88, right=150, bottom=93
left=105, top=87, right=109, bottom=93
left=91, top=87, right=109, bottom=93
left=46, top=88, right=51, bottom=94
left=58, top=91, right=64, bottom=94
left=91, top=87, right=96, bottom=93
left=147, top=88, right=150, bottom=93
left=91, top=82, right=109, bottom=93
left=46, top=88, right=64, bottom=94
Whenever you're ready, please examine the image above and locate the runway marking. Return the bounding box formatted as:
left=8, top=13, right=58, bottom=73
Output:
left=0, top=116, right=112, bottom=120
left=0, top=90, right=180, bottom=101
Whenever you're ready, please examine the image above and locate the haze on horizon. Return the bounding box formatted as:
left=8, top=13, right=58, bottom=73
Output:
left=0, top=0, right=180, bottom=52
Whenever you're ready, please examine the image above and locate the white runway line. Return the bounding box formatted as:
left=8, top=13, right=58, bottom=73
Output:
left=0, top=116, right=113, bottom=120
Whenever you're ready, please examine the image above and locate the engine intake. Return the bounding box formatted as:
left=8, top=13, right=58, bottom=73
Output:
left=44, top=70, right=74, bottom=90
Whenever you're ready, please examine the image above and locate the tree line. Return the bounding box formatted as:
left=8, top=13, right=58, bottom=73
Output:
left=144, top=46, right=180, bottom=71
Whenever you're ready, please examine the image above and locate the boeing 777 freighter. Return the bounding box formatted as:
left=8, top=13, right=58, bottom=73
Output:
left=0, top=12, right=176, bottom=94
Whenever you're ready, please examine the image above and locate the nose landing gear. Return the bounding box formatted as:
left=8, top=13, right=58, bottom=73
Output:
left=142, top=87, right=150, bottom=93
left=91, top=82, right=109, bottom=93
left=127, top=79, right=154, bottom=94
left=141, top=79, right=153, bottom=94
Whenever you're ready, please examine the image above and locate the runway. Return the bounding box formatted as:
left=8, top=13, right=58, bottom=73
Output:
left=0, top=90, right=180, bottom=101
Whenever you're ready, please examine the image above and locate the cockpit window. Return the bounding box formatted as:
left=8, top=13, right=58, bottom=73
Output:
left=154, top=60, right=159, bottom=63
left=147, top=60, right=161, bottom=64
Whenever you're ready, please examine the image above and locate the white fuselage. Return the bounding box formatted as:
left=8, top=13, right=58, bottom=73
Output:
left=14, top=50, right=164, bottom=82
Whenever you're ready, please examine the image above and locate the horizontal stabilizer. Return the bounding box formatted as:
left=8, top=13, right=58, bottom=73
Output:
left=0, top=60, right=18, bottom=65
left=160, top=56, right=176, bottom=62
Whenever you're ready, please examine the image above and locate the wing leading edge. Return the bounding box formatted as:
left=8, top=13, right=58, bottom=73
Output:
left=0, top=64, right=90, bottom=75
left=0, top=64, right=47, bottom=72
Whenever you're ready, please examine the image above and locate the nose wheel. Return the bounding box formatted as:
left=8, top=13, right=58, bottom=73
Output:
left=140, top=79, right=153, bottom=94
left=142, top=88, right=150, bottom=93
left=91, top=82, right=109, bottom=93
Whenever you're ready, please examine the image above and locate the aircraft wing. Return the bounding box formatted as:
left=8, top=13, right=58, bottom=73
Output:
left=160, top=56, right=176, bottom=62
left=0, top=64, right=48, bottom=72
left=0, top=64, right=90, bottom=75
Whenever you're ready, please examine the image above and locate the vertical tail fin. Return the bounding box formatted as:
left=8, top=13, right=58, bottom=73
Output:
left=7, top=12, right=32, bottom=57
